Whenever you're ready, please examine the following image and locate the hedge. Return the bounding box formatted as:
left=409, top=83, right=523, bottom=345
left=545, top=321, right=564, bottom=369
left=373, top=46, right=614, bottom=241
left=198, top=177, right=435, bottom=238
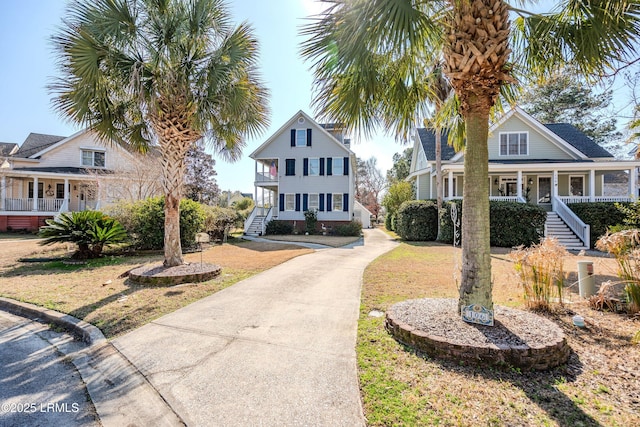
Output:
left=396, top=200, right=438, bottom=241
left=567, top=202, right=630, bottom=248
left=265, top=220, right=294, bottom=235
left=439, top=200, right=546, bottom=247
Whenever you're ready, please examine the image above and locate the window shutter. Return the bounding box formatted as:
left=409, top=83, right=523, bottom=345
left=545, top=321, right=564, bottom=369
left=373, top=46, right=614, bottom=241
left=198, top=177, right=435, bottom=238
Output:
left=295, top=193, right=301, bottom=211
left=343, top=193, right=349, bottom=212
left=291, top=129, right=296, bottom=147
left=327, top=157, right=333, bottom=176
left=320, top=158, right=325, bottom=176
left=327, top=193, right=332, bottom=211
left=319, top=194, right=325, bottom=211
left=303, top=158, right=309, bottom=176
left=279, top=194, right=285, bottom=211
left=303, top=194, right=308, bottom=211
left=343, top=157, right=349, bottom=175
left=306, top=129, right=312, bottom=146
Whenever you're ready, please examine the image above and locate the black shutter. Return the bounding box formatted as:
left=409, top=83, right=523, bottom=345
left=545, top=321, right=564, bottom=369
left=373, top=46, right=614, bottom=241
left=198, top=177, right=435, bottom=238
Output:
left=303, top=194, right=308, bottom=211
left=320, top=158, right=325, bottom=176
left=327, top=157, right=333, bottom=176
left=319, top=194, right=325, bottom=211
left=303, top=158, right=309, bottom=176
left=327, top=193, right=332, bottom=211
left=295, top=193, right=301, bottom=211
left=343, top=193, right=349, bottom=212
left=343, top=157, right=349, bottom=175
left=279, top=194, right=285, bottom=211
left=291, top=129, right=296, bottom=147
left=306, top=129, right=312, bottom=146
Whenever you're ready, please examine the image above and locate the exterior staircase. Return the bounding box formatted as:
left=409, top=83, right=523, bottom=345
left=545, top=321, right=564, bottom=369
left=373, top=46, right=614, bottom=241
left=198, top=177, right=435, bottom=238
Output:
left=245, top=216, right=266, bottom=236
left=545, top=212, right=587, bottom=250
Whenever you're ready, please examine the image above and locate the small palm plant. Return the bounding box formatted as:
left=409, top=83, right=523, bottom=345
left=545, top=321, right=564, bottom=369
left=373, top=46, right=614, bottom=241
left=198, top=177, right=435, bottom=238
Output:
left=596, top=229, right=640, bottom=314
left=38, top=211, right=128, bottom=259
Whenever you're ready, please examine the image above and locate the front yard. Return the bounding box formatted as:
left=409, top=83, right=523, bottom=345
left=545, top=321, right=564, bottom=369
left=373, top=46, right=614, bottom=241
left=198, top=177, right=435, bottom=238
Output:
left=359, top=241, right=640, bottom=426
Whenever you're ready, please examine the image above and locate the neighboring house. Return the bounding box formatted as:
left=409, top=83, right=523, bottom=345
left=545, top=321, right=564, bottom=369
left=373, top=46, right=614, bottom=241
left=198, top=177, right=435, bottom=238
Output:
left=0, top=130, right=161, bottom=232
left=407, top=107, right=640, bottom=249
left=244, top=110, right=368, bottom=235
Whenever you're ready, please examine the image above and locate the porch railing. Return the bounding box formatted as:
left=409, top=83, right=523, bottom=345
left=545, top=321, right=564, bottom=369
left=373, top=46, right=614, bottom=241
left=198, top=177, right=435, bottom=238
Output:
left=489, top=196, right=521, bottom=202
left=559, top=196, right=634, bottom=204
left=255, top=171, right=278, bottom=183
left=4, top=198, right=66, bottom=212
left=552, top=196, right=590, bottom=248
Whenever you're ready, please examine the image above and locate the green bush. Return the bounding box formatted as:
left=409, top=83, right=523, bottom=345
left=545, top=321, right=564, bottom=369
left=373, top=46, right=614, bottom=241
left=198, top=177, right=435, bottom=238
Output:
left=334, top=220, right=363, bottom=236
left=384, top=213, right=395, bottom=231
left=304, top=209, right=318, bottom=234
left=202, top=205, right=238, bottom=240
left=568, top=202, right=629, bottom=248
left=439, top=201, right=546, bottom=247
left=38, top=211, right=127, bottom=259
left=395, top=200, right=438, bottom=241
left=265, top=220, right=293, bottom=235
left=107, top=197, right=205, bottom=250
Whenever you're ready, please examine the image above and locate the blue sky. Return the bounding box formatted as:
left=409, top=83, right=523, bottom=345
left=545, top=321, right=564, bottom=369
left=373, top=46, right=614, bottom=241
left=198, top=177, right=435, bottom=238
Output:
left=0, top=0, right=633, bottom=193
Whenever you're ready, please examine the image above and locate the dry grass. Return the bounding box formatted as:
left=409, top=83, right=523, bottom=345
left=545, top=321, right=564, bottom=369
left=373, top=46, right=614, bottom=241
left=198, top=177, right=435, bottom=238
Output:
left=260, top=234, right=361, bottom=247
left=0, top=239, right=312, bottom=338
left=359, top=241, right=640, bottom=426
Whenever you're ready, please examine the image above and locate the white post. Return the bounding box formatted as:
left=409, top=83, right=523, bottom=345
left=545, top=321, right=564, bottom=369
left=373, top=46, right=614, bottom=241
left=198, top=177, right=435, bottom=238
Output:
left=517, top=170, right=523, bottom=200
left=416, top=175, right=420, bottom=199
left=552, top=170, right=559, bottom=198
left=630, top=167, right=637, bottom=199
left=62, top=178, right=70, bottom=212
left=0, top=175, right=5, bottom=211
left=590, top=169, right=596, bottom=202
left=448, top=170, right=454, bottom=199
left=32, top=177, right=39, bottom=211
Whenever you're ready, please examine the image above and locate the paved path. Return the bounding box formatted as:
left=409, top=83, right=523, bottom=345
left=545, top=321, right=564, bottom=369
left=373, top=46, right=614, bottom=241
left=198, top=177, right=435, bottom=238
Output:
left=113, top=228, right=398, bottom=426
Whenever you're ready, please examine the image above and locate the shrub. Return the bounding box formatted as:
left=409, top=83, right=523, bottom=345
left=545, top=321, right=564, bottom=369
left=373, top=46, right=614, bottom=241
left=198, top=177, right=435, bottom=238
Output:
left=568, top=202, right=629, bottom=248
left=334, top=220, right=362, bottom=237
left=265, top=220, right=293, bottom=235
left=107, top=197, right=204, bottom=250
left=38, top=211, right=127, bottom=259
left=395, top=200, right=438, bottom=241
left=304, top=209, right=318, bottom=234
left=384, top=213, right=395, bottom=231
left=510, top=238, right=569, bottom=311
left=439, top=201, right=546, bottom=247
left=202, top=206, right=238, bottom=241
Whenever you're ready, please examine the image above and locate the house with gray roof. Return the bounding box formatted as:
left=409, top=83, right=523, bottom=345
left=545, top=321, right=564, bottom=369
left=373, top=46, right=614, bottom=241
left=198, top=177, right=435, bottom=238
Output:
left=0, top=129, right=161, bottom=231
left=407, top=107, right=640, bottom=249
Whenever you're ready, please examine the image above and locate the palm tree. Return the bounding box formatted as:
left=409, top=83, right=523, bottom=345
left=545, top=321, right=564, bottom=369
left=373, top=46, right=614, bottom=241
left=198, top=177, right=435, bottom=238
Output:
left=302, top=0, right=640, bottom=313
left=50, top=0, right=269, bottom=267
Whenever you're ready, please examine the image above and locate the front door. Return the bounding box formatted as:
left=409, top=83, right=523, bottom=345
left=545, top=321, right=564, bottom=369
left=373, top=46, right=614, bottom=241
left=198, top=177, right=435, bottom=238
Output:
left=538, top=177, right=551, bottom=205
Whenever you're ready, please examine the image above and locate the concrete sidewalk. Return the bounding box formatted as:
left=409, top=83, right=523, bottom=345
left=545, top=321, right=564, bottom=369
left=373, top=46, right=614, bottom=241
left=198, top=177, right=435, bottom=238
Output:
left=113, top=228, right=398, bottom=426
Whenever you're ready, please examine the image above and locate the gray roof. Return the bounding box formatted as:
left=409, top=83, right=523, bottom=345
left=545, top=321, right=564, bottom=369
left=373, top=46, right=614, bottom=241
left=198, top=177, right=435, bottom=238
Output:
left=416, top=128, right=458, bottom=161
left=13, top=133, right=66, bottom=158
left=0, top=142, right=18, bottom=156
left=12, top=167, right=114, bottom=175
left=543, top=123, right=614, bottom=158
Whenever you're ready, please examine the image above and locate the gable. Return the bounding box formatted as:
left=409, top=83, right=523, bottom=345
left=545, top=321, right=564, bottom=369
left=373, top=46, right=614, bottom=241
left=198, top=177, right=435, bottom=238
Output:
left=13, top=133, right=65, bottom=158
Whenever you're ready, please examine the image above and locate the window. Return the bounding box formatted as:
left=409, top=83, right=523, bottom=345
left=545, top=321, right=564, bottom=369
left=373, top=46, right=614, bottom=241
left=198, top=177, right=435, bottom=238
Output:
left=309, top=194, right=319, bottom=211
left=285, top=194, right=295, bottom=211
left=333, top=193, right=343, bottom=211
left=499, top=132, right=528, bottom=156
left=82, top=150, right=106, bottom=167
left=296, top=129, right=307, bottom=147
left=56, top=183, right=65, bottom=199
left=28, top=182, right=44, bottom=199
left=332, top=157, right=343, bottom=175
left=570, top=176, right=584, bottom=196
left=309, top=158, right=319, bottom=176
left=444, top=178, right=457, bottom=198
left=285, top=159, right=295, bottom=176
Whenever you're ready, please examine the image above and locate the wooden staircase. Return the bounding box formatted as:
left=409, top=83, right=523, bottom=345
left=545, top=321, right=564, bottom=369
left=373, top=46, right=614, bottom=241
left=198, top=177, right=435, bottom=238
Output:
left=245, top=216, right=266, bottom=236
left=545, top=212, right=587, bottom=250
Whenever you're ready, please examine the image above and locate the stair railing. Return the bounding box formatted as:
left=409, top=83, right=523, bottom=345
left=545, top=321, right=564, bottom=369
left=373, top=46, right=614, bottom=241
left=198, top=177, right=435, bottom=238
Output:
left=244, top=206, right=258, bottom=235
left=262, top=207, right=273, bottom=236
left=551, top=196, right=590, bottom=248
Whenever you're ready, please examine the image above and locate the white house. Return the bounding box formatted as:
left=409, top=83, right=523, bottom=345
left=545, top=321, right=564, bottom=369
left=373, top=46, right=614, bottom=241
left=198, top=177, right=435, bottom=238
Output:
left=245, top=110, right=369, bottom=235
left=407, top=107, right=640, bottom=249
left=0, top=130, right=161, bottom=232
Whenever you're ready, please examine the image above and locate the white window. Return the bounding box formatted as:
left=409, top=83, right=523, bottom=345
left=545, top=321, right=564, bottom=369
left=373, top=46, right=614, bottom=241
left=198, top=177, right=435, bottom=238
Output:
left=82, top=150, right=106, bottom=167
left=285, top=194, right=295, bottom=211
left=333, top=193, right=343, bottom=211
left=332, top=157, right=343, bottom=175
left=499, top=132, right=528, bottom=156
left=309, top=158, right=319, bottom=176
left=309, top=194, right=319, bottom=210
left=296, top=129, right=307, bottom=147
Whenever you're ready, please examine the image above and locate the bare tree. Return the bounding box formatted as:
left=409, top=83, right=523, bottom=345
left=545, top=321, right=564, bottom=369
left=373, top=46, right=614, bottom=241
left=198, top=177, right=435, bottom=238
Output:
left=356, top=157, right=386, bottom=218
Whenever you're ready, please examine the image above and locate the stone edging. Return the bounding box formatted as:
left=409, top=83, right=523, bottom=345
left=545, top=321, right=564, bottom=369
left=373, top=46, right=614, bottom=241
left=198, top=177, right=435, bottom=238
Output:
left=385, top=307, right=571, bottom=371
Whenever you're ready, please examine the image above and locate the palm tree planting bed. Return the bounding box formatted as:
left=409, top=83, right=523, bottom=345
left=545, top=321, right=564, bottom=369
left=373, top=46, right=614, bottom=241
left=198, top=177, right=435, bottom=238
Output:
left=128, top=262, right=221, bottom=286
left=386, top=298, right=570, bottom=371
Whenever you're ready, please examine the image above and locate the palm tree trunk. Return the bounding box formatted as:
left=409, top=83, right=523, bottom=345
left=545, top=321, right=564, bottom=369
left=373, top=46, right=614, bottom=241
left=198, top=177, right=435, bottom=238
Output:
left=458, top=101, right=492, bottom=312
left=435, top=127, right=443, bottom=239
left=161, top=144, right=187, bottom=267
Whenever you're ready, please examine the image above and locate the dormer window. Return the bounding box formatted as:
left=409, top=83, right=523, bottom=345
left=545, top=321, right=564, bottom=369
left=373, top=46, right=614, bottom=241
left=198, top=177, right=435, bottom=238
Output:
left=82, top=149, right=105, bottom=167
left=499, top=132, right=528, bottom=156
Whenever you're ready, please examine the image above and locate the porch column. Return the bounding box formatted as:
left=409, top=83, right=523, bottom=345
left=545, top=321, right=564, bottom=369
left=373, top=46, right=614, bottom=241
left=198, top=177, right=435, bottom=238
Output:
left=448, top=170, right=454, bottom=199
left=552, top=170, right=558, bottom=199
left=631, top=167, right=637, bottom=199
left=0, top=175, right=6, bottom=211
left=62, top=178, right=70, bottom=212
left=32, top=176, right=39, bottom=211
left=589, top=170, right=596, bottom=202
left=517, top=171, right=523, bottom=200
left=416, top=174, right=420, bottom=199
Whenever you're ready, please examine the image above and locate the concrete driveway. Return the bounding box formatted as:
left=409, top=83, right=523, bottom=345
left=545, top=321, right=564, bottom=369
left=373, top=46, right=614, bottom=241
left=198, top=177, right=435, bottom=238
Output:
left=113, top=228, right=398, bottom=426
